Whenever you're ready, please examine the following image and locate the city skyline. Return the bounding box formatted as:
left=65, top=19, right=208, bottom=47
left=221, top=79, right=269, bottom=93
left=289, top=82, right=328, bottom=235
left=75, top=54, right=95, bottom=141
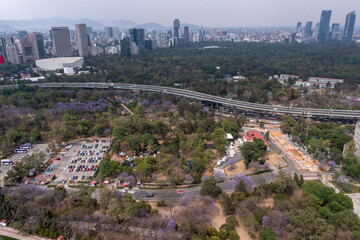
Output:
left=2, top=0, right=360, bottom=28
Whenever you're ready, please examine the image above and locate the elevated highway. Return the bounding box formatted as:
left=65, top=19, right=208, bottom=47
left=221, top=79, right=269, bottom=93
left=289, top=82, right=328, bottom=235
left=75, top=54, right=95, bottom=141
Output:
left=1, top=82, right=360, bottom=118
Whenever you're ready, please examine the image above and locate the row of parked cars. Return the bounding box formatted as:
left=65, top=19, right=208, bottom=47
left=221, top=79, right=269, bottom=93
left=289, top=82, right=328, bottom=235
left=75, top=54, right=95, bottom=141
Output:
left=86, top=139, right=110, bottom=144
left=72, top=175, right=92, bottom=180
left=82, top=143, right=109, bottom=150
left=70, top=156, right=102, bottom=164
left=65, top=165, right=98, bottom=172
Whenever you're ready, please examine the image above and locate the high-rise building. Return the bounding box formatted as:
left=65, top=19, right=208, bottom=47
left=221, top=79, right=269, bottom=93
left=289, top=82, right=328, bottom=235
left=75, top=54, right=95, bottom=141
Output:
left=76, top=23, right=89, bottom=57
left=296, top=22, right=302, bottom=32
left=89, top=32, right=98, bottom=41
left=198, top=29, right=206, bottom=41
left=173, top=19, right=180, bottom=40
left=6, top=45, right=20, bottom=64
left=330, top=23, right=340, bottom=40
left=290, top=32, right=297, bottom=43
left=151, top=30, right=157, bottom=39
left=35, top=33, right=45, bottom=58
left=18, top=31, right=28, bottom=39
left=86, top=27, right=93, bottom=35
left=156, top=32, right=168, bottom=48
left=129, top=28, right=145, bottom=52
left=0, top=40, right=6, bottom=60
left=105, top=26, right=120, bottom=39
left=0, top=37, right=14, bottom=60
left=343, top=11, right=356, bottom=43
left=130, top=41, right=139, bottom=55
left=49, top=30, right=53, bottom=41
left=304, top=21, right=313, bottom=36
left=105, top=27, right=113, bottom=39
left=120, top=36, right=131, bottom=57
left=314, top=23, right=320, bottom=38
left=212, top=29, right=217, bottom=37
left=52, top=27, right=72, bottom=57
left=167, top=31, right=173, bottom=40
left=112, top=27, right=120, bottom=39
left=317, top=10, right=332, bottom=43
left=145, top=40, right=154, bottom=50
left=20, top=34, right=39, bottom=62
left=184, top=26, right=190, bottom=43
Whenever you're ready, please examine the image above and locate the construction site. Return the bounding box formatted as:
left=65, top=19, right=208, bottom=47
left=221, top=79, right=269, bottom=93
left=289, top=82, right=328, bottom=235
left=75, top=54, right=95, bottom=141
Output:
left=269, top=130, right=319, bottom=172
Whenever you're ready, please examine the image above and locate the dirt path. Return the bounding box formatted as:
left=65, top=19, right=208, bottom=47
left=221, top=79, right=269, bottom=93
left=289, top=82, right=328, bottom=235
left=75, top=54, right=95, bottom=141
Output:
left=210, top=203, right=252, bottom=240
left=0, top=227, right=49, bottom=240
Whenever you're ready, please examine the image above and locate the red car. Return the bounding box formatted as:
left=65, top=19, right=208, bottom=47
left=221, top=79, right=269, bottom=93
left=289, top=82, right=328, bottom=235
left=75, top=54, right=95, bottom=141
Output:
left=177, top=190, right=185, bottom=194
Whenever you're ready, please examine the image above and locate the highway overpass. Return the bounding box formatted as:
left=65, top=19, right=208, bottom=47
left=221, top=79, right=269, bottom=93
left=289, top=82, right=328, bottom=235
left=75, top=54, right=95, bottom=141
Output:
left=1, top=82, right=360, bottom=119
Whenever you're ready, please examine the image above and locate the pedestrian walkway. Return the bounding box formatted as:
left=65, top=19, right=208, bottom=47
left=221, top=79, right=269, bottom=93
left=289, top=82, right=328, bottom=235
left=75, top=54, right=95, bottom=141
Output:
left=321, top=176, right=340, bottom=193
left=0, top=226, right=49, bottom=240
left=346, top=193, right=360, bottom=218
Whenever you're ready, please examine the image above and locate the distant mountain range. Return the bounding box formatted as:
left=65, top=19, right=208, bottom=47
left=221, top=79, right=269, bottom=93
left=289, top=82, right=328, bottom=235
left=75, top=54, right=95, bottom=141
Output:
left=0, top=17, right=202, bottom=32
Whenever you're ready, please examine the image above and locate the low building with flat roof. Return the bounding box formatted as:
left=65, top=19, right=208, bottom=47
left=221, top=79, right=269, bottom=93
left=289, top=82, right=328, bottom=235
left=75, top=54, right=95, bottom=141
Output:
left=35, top=57, right=84, bottom=71
left=308, top=77, right=344, bottom=88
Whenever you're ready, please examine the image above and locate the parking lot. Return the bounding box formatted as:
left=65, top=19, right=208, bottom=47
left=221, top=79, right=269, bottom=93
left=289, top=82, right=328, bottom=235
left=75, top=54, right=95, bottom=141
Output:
left=51, top=138, right=111, bottom=184
left=0, top=143, right=49, bottom=186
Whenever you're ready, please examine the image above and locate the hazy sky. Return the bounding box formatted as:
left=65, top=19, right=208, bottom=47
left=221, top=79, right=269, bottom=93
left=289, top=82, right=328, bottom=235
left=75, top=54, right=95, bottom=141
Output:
left=3, top=0, right=360, bottom=27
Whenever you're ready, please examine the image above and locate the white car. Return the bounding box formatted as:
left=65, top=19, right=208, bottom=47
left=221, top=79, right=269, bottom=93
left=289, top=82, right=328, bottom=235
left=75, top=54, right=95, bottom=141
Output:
left=128, top=190, right=136, bottom=194
left=120, top=189, right=126, bottom=193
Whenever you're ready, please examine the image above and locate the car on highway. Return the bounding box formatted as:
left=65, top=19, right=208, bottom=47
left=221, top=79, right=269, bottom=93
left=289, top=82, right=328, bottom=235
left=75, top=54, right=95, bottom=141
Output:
left=145, top=192, right=154, bottom=197
left=128, top=190, right=136, bottom=194
left=177, top=190, right=185, bottom=194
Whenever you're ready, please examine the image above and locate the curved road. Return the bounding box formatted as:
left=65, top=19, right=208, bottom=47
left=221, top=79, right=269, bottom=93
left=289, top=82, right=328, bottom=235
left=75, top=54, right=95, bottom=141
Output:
left=1, top=82, right=360, bottom=118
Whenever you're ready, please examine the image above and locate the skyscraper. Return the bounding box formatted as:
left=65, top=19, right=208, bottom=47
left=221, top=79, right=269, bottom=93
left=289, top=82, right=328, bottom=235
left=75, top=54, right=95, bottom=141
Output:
left=112, top=27, right=120, bottom=39
left=167, top=31, right=172, bottom=40
left=129, top=28, right=145, bottom=52
left=0, top=37, right=14, bottom=60
left=317, top=10, right=332, bottom=43
left=343, top=11, right=356, bottom=43
left=330, top=23, right=340, bottom=40
left=120, top=37, right=131, bottom=57
left=173, top=19, right=180, bottom=40
left=52, top=27, right=72, bottom=57
left=156, top=32, right=168, bottom=48
left=290, top=32, right=296, bottom=43
left=296, top=22, right=302, bottom=32
left=314, top=23, right=320, bottom=38
left=20, top=34, right=39, bottom=62
left=304, top=21, right=313, bottom=36
left=35, top=33, right=45, bottom=58
left=6, top=45, right=20, bottom=64
left=145, top=40, right=153, bottom=50
left=105, top=26, right=120, bottom=39
left=86, top=27, right=93, bottom=35
left=76, top=23, right=89, bottom=57
left=212, top=29, right=217, bottom=37
left=184, top=26, right=190, bottom=43
left=105, top=27, right=113, bottom=39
